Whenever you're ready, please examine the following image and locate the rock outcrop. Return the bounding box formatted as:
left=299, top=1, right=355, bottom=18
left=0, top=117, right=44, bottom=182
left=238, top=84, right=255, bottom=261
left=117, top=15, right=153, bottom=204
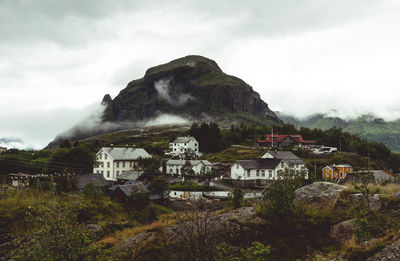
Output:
left=295, top=182, right=346, bottom=207
left=366, top=238, right=400, bottom=260
left=112, top=232, right=156, bottom=256
left=329, top=219, right=355, bottom=244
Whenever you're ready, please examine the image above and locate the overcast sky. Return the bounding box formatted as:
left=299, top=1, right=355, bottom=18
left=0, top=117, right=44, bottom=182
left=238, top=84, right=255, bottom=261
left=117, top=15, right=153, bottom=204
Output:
left=1, top=0, right=400, bottom=149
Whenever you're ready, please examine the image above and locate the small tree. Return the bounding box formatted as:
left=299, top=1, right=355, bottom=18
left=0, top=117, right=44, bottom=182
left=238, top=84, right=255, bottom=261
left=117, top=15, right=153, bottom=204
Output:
left=181, top=160, right=194, bottom=177
left=232, top=183, right=244, bottom=209
left=353, top=171, right=374, bottom=211
left=150, top=176, right=168, bottom=204
left=184, top=148, right=197, bottom=160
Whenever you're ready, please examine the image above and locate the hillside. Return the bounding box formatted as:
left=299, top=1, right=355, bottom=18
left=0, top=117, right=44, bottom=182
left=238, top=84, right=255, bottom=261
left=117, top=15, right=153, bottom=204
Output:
left=279, top=113, right=400, bottom=153
left=102, top=55, right=281, bottom=126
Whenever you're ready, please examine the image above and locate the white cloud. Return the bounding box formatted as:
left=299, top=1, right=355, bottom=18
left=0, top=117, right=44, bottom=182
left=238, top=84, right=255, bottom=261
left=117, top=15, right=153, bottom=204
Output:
left=2, top=0, right=400, bottom=148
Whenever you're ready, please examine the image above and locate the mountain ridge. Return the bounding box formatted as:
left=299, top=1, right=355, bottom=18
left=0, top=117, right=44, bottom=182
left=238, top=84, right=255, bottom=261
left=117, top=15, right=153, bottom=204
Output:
left=278, top=112, right=400, bottom=152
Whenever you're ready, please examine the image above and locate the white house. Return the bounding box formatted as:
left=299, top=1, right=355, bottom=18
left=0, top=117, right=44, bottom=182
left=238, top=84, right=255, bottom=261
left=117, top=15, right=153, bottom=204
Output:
left=230, top=158, right=284, bottom=181
left=167, top=136, right=199, bottom=157
left=164, top=159, right=212, bottom=176
left=261, top=151, right=308, bottom=175
left=93, top=145, right=152, bottom=181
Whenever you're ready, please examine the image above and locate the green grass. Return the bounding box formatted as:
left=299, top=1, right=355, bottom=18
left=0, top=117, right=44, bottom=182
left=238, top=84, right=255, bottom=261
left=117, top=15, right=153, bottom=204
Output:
left=201, top=145, right=267, bottom=163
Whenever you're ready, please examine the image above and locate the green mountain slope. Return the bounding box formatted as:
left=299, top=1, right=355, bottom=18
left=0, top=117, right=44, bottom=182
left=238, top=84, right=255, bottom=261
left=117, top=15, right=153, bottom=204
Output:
left=279, top=113, right=400, bottom=152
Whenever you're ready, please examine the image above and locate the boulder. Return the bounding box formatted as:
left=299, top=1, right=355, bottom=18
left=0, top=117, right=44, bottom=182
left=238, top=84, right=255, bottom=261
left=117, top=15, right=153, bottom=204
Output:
left=295, top=182, right=346, bottom=207
left=112, top=232, right=155, bottom=255
left=86, top=224, right=103, bottom=235
left=329, top=219, right=355, bottom=244
left=366, top=238, right=400, bottom=260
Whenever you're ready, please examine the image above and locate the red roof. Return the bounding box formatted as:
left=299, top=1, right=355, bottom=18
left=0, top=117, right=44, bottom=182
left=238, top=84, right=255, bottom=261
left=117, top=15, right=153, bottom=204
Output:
left=259, top=134, right=315, bottom=145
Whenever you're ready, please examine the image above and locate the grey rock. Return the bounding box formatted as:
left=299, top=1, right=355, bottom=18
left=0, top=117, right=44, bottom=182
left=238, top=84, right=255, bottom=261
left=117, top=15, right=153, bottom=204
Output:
left=329, top=219, right=355, bottom=244
left=86, top=224, right=103, bottom=235
left=113, top=232, right=155, bottom=255
left=366, top=238, right=400, bottom=260
left=295, top=182, right=347, bottom=207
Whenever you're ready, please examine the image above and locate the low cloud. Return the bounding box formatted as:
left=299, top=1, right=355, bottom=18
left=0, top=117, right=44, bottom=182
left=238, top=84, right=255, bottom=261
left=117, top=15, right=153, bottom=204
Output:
left=144, top=114, right=190, bottom=127
left=0, top=137, right=27, bottom=150
left=154, top=78, right=194, bottom=106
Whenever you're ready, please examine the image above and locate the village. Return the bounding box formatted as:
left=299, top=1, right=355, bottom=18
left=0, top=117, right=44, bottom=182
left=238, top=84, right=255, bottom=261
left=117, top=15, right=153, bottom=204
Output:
left=6, top=131, right=396, bottom=209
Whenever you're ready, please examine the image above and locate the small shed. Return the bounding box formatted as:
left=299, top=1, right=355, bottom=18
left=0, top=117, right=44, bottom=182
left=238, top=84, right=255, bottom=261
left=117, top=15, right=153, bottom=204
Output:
left=75, top=173, right=109, bottom=190
left=110, top=182, right=150, bottom=206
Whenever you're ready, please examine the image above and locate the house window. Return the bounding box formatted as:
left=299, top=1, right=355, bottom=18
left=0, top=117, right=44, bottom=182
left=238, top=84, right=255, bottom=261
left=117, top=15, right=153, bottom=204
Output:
left=262, top=170, right=265, bottom=177
left=101, top=170, right=104, bottom=174
left=107, top=162, right=110, bottom=168
left=269, top=170, right=272, bottom=178
left=116, top=162, right=119, bottom=168
left=256, top=170, right=260, bottom=177
left=105, top=154, right=107, bottom=160
left=174, top=192, right=177, bottom=195
left=116, top=171, right=119, bottom=176
left=170, top=169, right=173, bottom=174
left=107, top=171, right=110, bottom=177
left=99, top=154, right=102, bottom=159
left=122, top=162, right=125, bottom=168
left=247, top=171, right=250, bottom=177
left=130, top=162, right=132, bottom=168
left=195, top=143, right=197, bottom=146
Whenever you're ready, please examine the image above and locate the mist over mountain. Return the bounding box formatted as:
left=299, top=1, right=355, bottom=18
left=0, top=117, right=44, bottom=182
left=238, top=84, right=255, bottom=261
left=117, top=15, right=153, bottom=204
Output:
left=48, top=55, right=281, bottom=147
left=278, top=112, right=400, bottom=153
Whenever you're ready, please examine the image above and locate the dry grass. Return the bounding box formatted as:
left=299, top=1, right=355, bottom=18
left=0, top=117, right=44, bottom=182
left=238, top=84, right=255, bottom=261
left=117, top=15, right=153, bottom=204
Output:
left=98, top=212, right=179, bottom=246
left=343, top=183, right=400, bottom=195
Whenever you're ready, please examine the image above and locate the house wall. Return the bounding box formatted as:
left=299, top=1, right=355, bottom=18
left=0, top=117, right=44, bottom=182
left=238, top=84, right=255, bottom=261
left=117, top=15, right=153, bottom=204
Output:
left=230, top=163, right=284, bottom=181
left=93, top=149, right=115, bottom=180
left=165, top=161, right=211, bottom=175
left=169, top=138, right=199, bottom=156
left=322, top=166, right=353, bottom=180
left=231, top=163, right=246, bottom=179
left=93, top=148, right=148, bottom=181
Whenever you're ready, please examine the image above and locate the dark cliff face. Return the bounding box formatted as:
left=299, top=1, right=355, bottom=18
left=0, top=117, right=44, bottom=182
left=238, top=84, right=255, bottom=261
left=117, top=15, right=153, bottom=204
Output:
left=102, top=55, right=281, bottom=125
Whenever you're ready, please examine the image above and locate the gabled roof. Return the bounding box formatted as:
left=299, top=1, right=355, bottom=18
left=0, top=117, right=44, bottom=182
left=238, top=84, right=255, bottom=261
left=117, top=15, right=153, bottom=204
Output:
left=101, top=147, right=152, bottom=160
left=236, top=159, right=282, bottom=170
left=166, top=159, right=212, bottom=166
left=258, top=134, right=316, bottom=145
left=76, top=174, right=109, bottom=190
left=265, top=151, right=305, bottom=165
left=111, top=182, right=149, bottom=197
left=322, top=164, right=352, bottom=171
left=172, top=136, right=196, bottom=143
left=116, top=170, right=145, bottom=181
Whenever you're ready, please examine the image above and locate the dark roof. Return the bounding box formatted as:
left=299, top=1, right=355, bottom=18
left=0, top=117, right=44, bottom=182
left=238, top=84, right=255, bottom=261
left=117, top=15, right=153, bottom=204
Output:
left=76, top=174, right=109, bottom=190
left=265, top=151, right=305, bottom=165
left=237, top=159, right=282, bottom=170
left=111, top=182, right=149, bottom=197
left=116, top=170, right=145, bottom=181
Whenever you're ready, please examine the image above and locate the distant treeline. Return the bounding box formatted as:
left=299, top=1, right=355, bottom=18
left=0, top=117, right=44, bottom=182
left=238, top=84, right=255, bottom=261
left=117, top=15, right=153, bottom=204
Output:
left=188, top=122, right=400, bottom=171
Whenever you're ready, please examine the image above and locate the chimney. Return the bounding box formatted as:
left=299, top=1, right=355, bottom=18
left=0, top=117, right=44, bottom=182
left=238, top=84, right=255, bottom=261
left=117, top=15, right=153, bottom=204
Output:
left=110, top=144, right=114, bottom=149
